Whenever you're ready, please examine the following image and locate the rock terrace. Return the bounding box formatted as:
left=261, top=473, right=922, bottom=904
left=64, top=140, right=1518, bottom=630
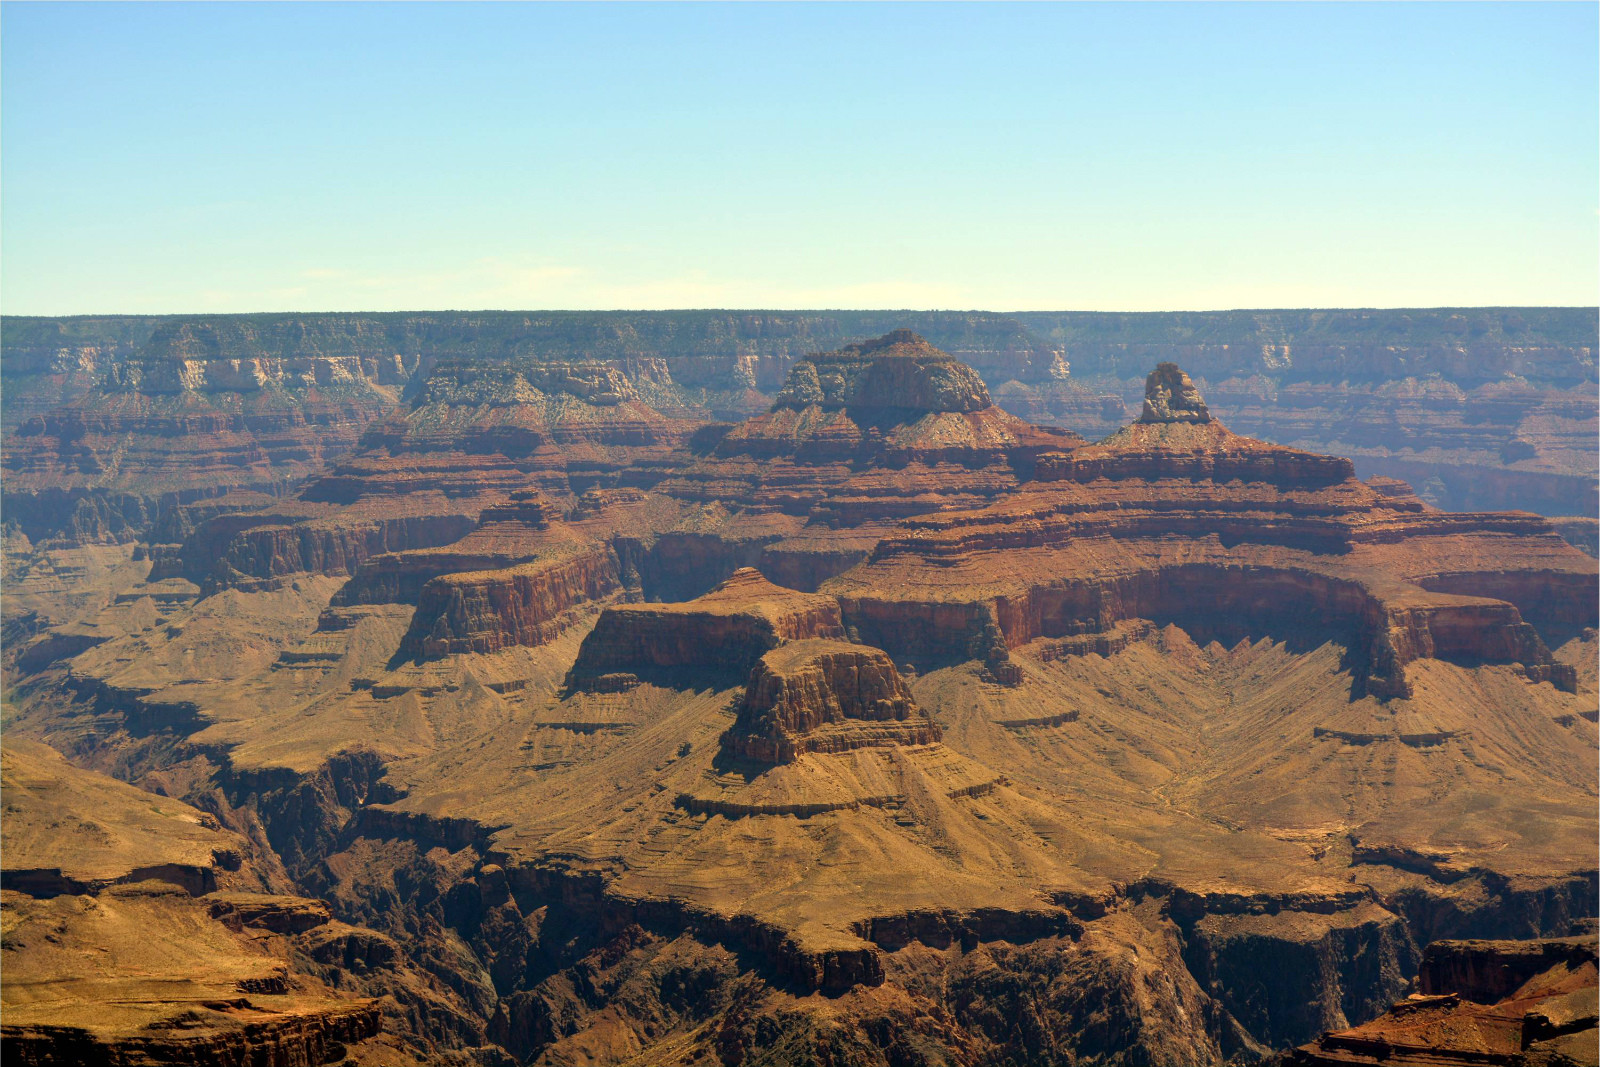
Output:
left=2, top=328, right=1594, bottom=1067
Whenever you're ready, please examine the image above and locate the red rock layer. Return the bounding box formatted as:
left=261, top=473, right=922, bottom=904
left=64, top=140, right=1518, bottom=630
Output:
left=1, top=344, right=409, bottom=543
left=398, top=542, right=623, bottom=659
left=0, top=999, right=382, bottom=1067
left=647, top=333, right=1081, bottom=521
left=299, top=358, right=703, bottom=506
left=170, top=497, right=480, bottom=591
left=823, top=366, right=1597, bottom=698
left=1287, top=935, right=1597, bottom=1066
left=566, top=568, right=845, bottom=684
left=724, top=639, right=941, bottom=763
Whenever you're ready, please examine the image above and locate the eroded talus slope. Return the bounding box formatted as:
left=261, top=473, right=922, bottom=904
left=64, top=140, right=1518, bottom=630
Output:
left=4, top=343, right=1594, bottom=1066
left=0, top=740, right=394, bottom=1066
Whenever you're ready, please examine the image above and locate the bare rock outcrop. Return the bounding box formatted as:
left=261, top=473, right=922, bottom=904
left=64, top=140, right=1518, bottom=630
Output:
left=724, top=639, right=941, bottom=762
left=399, top=541, right=623, bottom=659
left=566, top=568, right=844, bottom=685
left=1139, top=361, right=1212, bottom=423
left=829, top=363, right=1595, bottom=696
left=1288, top=934, right=1598, bottom=1066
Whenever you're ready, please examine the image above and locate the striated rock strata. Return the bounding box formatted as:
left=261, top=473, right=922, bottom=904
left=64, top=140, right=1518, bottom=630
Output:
left=568, top=567, right=844, bottom=685
left=2, top=336, right=1594, bottom=1067
left=826, top=364, right=1595, bottom=699
left=724, top=639, right=941, bottom=763
left=1289, top=934, right=1598, bottom=1066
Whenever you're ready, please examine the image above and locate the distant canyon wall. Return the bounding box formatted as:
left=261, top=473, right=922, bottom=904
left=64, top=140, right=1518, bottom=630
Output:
left=3, top=308, right=1594, bottom=545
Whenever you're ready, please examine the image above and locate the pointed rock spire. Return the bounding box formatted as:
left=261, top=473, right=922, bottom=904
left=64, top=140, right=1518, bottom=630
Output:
left=1139, top=362, right=1211, bottom=424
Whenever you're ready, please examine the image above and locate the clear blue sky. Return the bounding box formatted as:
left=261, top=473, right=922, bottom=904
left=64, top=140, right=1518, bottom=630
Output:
left=3, top=1, right=1595, bottom=314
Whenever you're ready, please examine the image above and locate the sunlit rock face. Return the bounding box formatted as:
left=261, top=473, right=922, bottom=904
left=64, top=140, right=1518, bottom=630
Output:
left=2, top=322, right=1595, bottom=1067
left=1139, top=361, right=1212, bottom=424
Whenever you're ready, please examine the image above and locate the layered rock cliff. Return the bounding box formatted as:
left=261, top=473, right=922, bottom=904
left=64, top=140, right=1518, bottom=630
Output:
left=567, top=567, right=844, bottom=685
left=724, top=639, right=941, bottom=762
left=6, top=308, right=1593, bottom=550
left=3, top=331, right=1594, bottom=1067
left=1, top=320, right=413, bottom=545
left=1289, top=933, right=1598, bottom=1066
left=399, top=541, right=623, bottom=660
left=829, top=364, right=1593, bottom=699
left=1020, top=307, right=1598, bottom=515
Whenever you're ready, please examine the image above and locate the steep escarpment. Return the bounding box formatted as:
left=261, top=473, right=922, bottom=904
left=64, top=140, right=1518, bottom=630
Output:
left=567, top=567, right=844, bottom=685
left=0, top=315, right=163, bottom=431
left=399, top=541, right=623, bottom=659
left=1, top=321, right=413, bottom=545
left=708, top=330, right=1079, bottom=471
left=1289, top=933, right=1598, bottom=1066
left=626, top=333, right=1082, bottom=595
left=723, top=639, right=940, bottom=763
left=8, top=308, right=1591, bottom=548
left=3, top=336, right=1594, bottom=1067
left=828, top=364, right=1594, bottom=699
left=1020, top=308, right=1599, bottom=515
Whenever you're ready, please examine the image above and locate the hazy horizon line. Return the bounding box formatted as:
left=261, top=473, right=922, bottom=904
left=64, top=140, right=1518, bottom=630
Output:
left=5, top=303, right=1598, bottom=321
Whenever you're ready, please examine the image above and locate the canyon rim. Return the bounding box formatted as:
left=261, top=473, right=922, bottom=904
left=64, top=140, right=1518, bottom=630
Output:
left=4, top=2, right=1598, bottom=1064
left=2, top=318, right=1595, bottom=1066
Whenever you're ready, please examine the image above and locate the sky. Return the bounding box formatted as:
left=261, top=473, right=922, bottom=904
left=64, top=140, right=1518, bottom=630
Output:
left=2, top=1, right=1596, bottom=315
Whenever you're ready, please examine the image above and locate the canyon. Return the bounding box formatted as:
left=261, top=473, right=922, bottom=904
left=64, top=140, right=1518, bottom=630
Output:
left=3, top=309, right=1594, bottom=552
left=1, top=322, right=1595, bottom=1067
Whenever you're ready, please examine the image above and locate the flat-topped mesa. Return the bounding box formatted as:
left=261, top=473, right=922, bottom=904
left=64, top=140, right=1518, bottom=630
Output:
left=1139, top=362, right=1211, bottom=424
left=566, top=568, right=845, bottom=687
left=772, top=330, right=992, bottom=414
left=397, top=539, right=623, bottom=660
left=723, top=639, right=942, bottom=763
left=474, top=489, right=560, bottom=528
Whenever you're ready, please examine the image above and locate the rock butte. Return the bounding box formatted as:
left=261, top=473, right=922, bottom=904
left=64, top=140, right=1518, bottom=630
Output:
left=5, top=310, right=1595, bottom=552
left=2, top=330, right=1595, bottom=1066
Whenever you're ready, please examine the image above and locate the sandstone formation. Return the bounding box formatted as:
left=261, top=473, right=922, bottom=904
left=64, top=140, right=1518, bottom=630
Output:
left=0, top=315, right=159, bottom=431
left=6, top=308, right=1593, bottom=553
left=3, top=328, right=1595, bottom=1067
left=2, top=316, right=416, bottom=546
left=724, top=639, right=940, bottom=762
left=567, top=567, right=845, bottom=685
left=825, top=363, right=1593, bottom=701
left=1289, top=934, right=1598, bottom=1066
left=1020, top=307, right=1599, bottom=515
left=399, top=539, right=622, bottom=660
